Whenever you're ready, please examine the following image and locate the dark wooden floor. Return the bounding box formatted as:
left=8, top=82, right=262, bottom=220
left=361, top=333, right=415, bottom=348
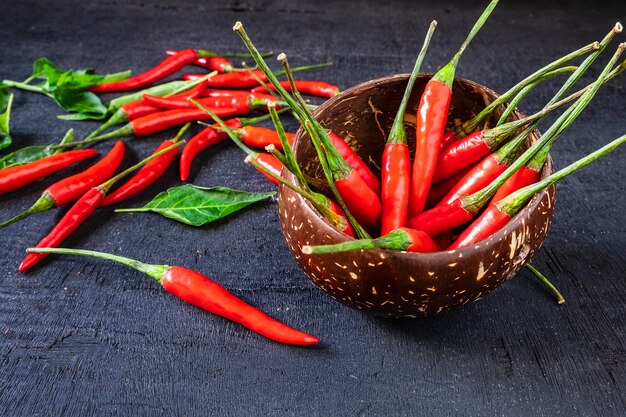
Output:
left=1, top=0, right=625, bottom=416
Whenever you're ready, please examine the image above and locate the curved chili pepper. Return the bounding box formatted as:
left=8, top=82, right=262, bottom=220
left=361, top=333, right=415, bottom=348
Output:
left=19, top=141, right=183, bottom=272
left=302, top=227, right=438, bottom=255
left=90, top=49, right=216, bottom=93
left=0, top=141, right=125, bottom=229
left=251, top=80, right=340, bottom=98
left=25, top=247, right=319, bottom=345
left=166, top=49, right=234, bottom=72
left=254, top=153, right=282, bottom=185
left=0, top=149, right=97, bottom=195
left=381, top=22, right=436, bottom=235
left=142, top=94, right=277, bottom=113
left=327, top=132, right=380, bottom=195
left=100, top=127, right=187, bottom=207
left=408, top=0, right=499, bottom=218
left=83, top=107, right=244, bottom=144
left=238, top=126, right=294, bottom=150
left=450, top=132, right=626, bottom=249
left=334, top=169, right=382, bottom=231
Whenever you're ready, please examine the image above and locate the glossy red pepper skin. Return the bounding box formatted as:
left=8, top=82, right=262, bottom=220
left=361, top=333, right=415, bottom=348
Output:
left=161, top=266, right=319, bottom=345
left=47, top=141, right=125, bottom=206
left=143, top=95, right=258, bottom=113
left=438, top=153, right=508, bottom=207
left=432, top=130, right=490, bottom=183
left=380, top=143, right=411, bottom=235
left=254, top=153, right=282, bottom=185
left=166, top=50, right=233, bottom=73
left=240, top=126, right=294, bottom=150
left=130, top=107, right=244, bottom=137
left=91, top=49, right=201, bottom=93
left=121, top=100, right=161, bottom=121
left=19, top=187, right=105, bottom=272
left=424, top=166, right=473, bottom=209
left=403, top=228, right=440, bottom=252
left=183, top=70, right=268, bottom=88
left=335, top=170, right=382, bottom=231
left=0, top=149, right=97, bottom=195
left=100, top=140, right=180, bottom=207
left=406, top=199, right=473, bottom=238
left=179, top=119, right=243, bottom=181
left=328, top=132, right=381, bottom=195
left=408, top=79, right=451, bottom=218
left=251, top=80, right=340, bottom=98
left=449, top=165, right=540, bottom=249
left=440, top=130, right=459, bottom=151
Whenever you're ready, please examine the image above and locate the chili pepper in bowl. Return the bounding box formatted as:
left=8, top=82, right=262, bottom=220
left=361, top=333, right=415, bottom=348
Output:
left=0, top=149, right=97, bottom=195
left=381, top=20, right=437, bottom=235
left=25, top=247, right=319, bottom=346
left=19, top=140, right=185, bottom=272
left=450, top=132, right=626, bottom=249
left=408, top=0, right=499, bottom=219
left=0, top=141, right=126, bottom=229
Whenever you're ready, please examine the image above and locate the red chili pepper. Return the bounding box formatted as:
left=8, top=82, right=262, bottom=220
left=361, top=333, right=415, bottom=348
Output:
left=440, top=130, right=458, bottom=151
left=0, top=141, right=125, bottom=229
left=142, top=93, right=277, bottom=113
left=166, top=50, right=235, bottom=73
left=334, top=169, right=382, bottom=231
left=381, top=22, right=435, bottom=235
left=302, top=227, right=438, bottom=255
left=408, top=0, right=498, bottom=218
left=90, top=49, right=216, bottom=93
left=238, top=126, right=294, bottom=150
left=424, top=166, right=473, bottom=209
left=449, top=132, right=626, bottom=249
left=101, top=125, right=189, bottom=207
left=251, top=80, right=340, bottom=98
left=0, top=149, right=97, bottom=196
left=183, top=70, right=269, bottom=88
left=83, top=107, right=245, bottom=144
left=254, top=153, right=283, bottom=185
left=19, top=141, right=183, bottom=272
left=25, top=247, right=319, bottom=345
left=328, top=132, right=381, bottom=195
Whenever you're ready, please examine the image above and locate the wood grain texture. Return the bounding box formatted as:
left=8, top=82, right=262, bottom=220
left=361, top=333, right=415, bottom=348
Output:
left=1, top=0, right=625, bottom=416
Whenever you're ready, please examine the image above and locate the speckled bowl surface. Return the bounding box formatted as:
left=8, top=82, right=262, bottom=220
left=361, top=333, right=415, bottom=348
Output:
left=278, top=74, right=556, bottom=317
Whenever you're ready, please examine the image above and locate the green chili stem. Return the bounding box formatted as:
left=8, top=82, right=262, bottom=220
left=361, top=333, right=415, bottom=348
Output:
left=525, top=263, right=565, bottom=305
left=388, top=20, right=437, bottom=145
left=498, top=132, right=626, bottom=215
left=302, top=229, right=411, bottom=254
left=267, top=105, right=307, bottom=187
left=2, top=80, right=54, bottom=98
left=265, top=144, right=288, bottom=167
left=26, top=247, right=169, bottom=283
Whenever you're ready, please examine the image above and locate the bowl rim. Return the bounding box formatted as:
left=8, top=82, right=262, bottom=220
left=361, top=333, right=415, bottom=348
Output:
left=284, top=72, right=554, bottom=261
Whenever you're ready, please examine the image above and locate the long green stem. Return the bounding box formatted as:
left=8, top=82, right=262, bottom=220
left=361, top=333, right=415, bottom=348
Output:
left=2, top=80, right=54, bottom=98
left=267, top=105, right=308, bottom=189
left=388, top=20, right=437, bottom=144
left=463, top=44, right=624, bottom=212
left=432, top=0, right=499, bottom=87
left=525, top=263, right=565, bottom=305
left=302, top=229, right=411, bottom=254
left=26, top=247, right=168, bottom=282
left=499, top=132, right=626, bottom=214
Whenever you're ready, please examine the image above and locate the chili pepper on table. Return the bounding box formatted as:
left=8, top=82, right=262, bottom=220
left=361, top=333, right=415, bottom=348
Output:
left=0, top=149, right=97, bottom=196
left=142, top=93, right=278, bottom=112
left=191, top=100, right=282, bottom=185
left=166, top=49, right=274, bottom=73
left=406, top=45, right=624, bottom=237
left=85, top=77, right=212, bottom=140
left=181, top=61, right=332, bottom=88
left=450, top=132, right=626, bottom=249
left=251, top=80, right=341, bottom=98
left=408, top=0, right=499, bottom=219
left=454, top=23, right=621, bottom=137
left=302, top=227, right=439, bottom=255
left=90, top=49, right=223, bottom=93
left=381, top=21, right=437, bottom=236
left=18, top=140, right=184, bottom=272
left=101, top=124, right=190, bottom=207
left=0, top=141, right=126, bottom=229
left=25, top=247, right=319, bottom=346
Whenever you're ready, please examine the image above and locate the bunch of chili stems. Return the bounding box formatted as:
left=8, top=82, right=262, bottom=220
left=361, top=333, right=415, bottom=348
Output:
left=1, top=44, right=344, bottom=346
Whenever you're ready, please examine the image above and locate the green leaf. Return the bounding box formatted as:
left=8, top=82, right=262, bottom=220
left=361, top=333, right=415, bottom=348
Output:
left=0, top=129, right=73, bottom=169
left=0, top=87, right=13, bottom=151
left=115, top=184, right=275, bottom=226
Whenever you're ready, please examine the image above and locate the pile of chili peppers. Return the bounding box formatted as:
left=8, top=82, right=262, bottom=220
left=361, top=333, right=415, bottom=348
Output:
left=1, top=0, right=625, bottom=345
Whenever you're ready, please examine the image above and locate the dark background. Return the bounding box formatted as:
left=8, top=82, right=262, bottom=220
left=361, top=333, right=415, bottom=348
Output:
left=1, top=1, right=625, bottom=416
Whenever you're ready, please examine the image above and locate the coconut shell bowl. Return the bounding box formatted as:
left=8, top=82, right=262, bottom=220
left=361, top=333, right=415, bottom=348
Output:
left=277, top=74, right=556, bottom=318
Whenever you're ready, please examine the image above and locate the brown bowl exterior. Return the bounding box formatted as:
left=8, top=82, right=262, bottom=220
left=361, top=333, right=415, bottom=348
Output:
left=278, top=74, right=556, bottom=317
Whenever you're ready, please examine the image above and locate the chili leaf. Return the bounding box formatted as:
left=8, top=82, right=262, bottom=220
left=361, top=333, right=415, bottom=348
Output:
left=0, top=129, right=73, bottom=170
left=3, top=58, right=131, bottom=120
left=0, top=86, right=13, bottom=151
left=114, top=184, right=275, bottom=226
